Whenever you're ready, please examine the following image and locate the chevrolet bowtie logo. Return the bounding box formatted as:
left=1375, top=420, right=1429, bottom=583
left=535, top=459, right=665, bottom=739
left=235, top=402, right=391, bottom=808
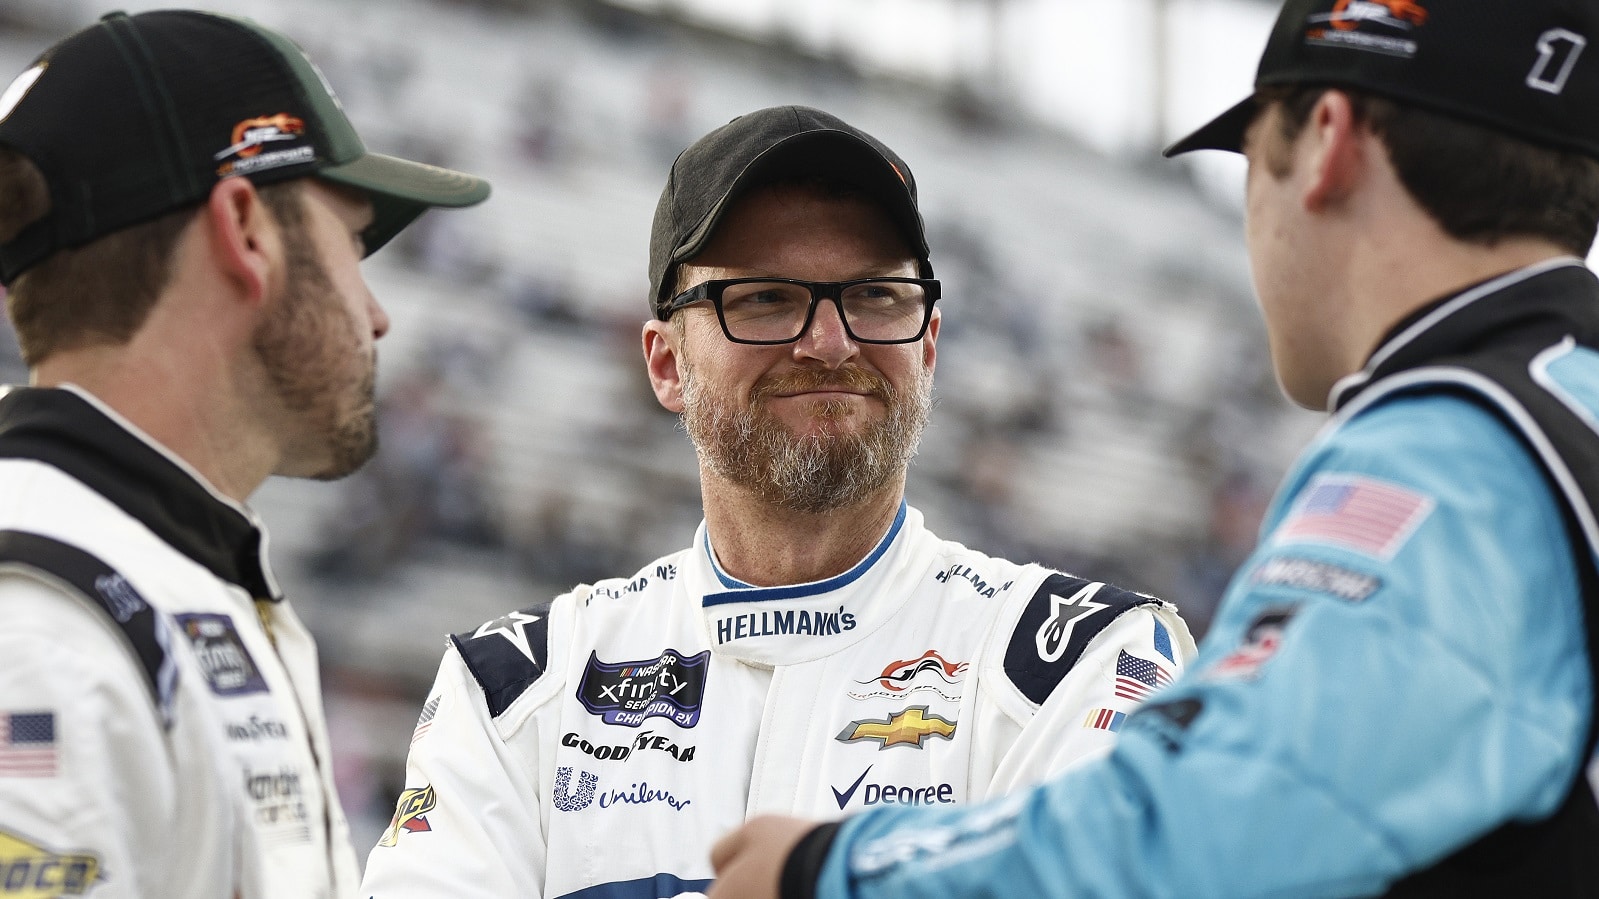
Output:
left=835, top=706, right=957, bottom=750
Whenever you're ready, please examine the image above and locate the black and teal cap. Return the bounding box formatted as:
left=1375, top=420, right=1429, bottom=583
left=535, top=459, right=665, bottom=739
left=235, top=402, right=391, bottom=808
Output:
left=1166, top=0, right=1599, bottom=159
left=0, top=9, right=490, bottom=285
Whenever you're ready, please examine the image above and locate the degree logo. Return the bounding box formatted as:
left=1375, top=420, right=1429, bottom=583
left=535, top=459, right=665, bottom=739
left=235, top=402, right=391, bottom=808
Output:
left=0, top=828, right=101, bottom=898
left=836, top=705, right=957, bottom=750
left=377, top=785, right=437, bottom=847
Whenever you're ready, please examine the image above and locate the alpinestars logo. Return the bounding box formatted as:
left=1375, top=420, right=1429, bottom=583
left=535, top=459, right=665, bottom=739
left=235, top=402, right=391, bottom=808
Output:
left=215, top=113, right=314, bottom=176
left=1305, top=0, right=1428, bottom=58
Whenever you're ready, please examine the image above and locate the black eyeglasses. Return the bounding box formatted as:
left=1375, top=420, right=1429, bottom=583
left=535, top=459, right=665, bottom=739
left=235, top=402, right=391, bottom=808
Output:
left=662, top=277, right=941, bottom=345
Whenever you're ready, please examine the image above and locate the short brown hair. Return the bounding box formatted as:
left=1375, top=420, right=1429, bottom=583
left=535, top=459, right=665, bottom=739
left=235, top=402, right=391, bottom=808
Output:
left=1260, top=85, right=1599, bottom=256
left=1, top=146, right=305, bottom=365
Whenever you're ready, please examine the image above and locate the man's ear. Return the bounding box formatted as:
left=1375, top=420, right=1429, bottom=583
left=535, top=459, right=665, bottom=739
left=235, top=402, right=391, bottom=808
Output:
left=204, top=177, right=277, bottom=304
left=1302, top=90, right=1366, bottom=213
left=644, top=319, right=686, bottom=413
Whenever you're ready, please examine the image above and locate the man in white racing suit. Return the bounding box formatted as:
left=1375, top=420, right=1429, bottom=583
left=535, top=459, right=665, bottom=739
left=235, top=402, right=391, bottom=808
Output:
left=0, top=10, right=488, bottom=898
left=360, top=105, right=1193, bottom=899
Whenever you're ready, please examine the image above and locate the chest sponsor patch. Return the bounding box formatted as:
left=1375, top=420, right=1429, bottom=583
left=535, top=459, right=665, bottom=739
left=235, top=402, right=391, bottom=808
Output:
left=831, top=765, right=956, bottom=810
left=836, top=706, right=957, bottom=750
left=577, top=649, right=710, bottom=728
left=174, top=613, right=268, bottom=696
left=1207, top=606, right=1299, bottom=682
left=551, top=767, right=693, bottom=813
left=0, top=828, right=101, bottom=898
left=1274, top=474, right=1433, bottom=561
left=243, top=765, right=310, bottom=843
left=378, top=785, right=436, bottom=847
left=714, top=606, right=857, bottom=645
left=1250, top=555, right=1382, bottom=603
left=848, top=650, right=968, bottom=702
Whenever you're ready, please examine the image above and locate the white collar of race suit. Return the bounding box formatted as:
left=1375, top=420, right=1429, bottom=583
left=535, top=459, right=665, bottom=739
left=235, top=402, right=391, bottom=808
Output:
left=689, top=501, right=936, bottom=666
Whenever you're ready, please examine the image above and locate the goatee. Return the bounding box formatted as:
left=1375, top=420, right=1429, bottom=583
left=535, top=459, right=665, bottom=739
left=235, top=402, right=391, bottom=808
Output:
left=681, top=363, right=932, bottom=514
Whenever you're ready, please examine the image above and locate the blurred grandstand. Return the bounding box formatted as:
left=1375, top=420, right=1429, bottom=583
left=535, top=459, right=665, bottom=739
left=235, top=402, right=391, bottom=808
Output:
left=0, top=0, right=1320, bottom=852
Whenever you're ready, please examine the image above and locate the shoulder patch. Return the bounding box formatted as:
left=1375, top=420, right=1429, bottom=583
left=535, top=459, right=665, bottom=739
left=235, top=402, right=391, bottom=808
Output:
left=0, top=530, right=178, bottom=727
left=1003, top=573, right=1157, bottom=706
left=450, top=604, right=551, bottom=718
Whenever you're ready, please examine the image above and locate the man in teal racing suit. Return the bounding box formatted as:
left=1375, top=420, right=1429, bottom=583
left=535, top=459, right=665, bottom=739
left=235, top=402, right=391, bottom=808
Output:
left=708, top=0, right=1599, bottom=895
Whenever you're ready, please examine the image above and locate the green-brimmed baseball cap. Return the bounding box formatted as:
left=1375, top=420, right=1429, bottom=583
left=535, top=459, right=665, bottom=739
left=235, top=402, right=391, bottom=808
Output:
left=0, top=9, right=491, bottom=285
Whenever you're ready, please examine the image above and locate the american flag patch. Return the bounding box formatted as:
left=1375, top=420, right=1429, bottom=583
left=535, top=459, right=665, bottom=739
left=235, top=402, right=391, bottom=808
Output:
left=1083, top=708, right=1126, bottom=732
left=0, top=711, right=58, bottom=777
left=1276, top=474, right=1433, bottom=560
left=1115, top=651, right=1172, bottom=702
left=412, top=696, right=441, bottom=744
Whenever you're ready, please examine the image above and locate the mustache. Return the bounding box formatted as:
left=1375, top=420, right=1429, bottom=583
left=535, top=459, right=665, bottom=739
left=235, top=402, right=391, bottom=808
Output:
left=749, top=366, right=891, bottom=403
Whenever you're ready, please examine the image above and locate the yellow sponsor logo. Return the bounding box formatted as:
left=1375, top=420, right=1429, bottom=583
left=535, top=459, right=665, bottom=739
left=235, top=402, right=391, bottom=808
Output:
left=836, top=706, right=957, bottom=750
left=0, top=830, right=100, bottom=898
left=378, top=785, right=437, bottom=847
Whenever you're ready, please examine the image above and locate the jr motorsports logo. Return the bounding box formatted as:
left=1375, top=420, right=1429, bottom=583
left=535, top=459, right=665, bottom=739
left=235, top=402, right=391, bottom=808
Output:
left=848, top=650, right=968, bottom=702
left=576, top=649, right=710, bottom=728
left=1305, top=0, right=1428, bottom=58
left=215, top=113, right=314, bottom=176
left=0, top=828, right=101, bottom=898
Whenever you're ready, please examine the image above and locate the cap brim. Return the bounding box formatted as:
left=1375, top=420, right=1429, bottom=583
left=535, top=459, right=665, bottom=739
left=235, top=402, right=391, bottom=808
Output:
left=1163, top=95, right=1258, bottom=158
left=317, top=151, right=491, bottom=256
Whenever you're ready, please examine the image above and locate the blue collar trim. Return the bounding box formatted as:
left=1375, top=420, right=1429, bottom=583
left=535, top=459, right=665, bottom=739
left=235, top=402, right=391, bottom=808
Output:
left=701, top=500, right=907, bottom=607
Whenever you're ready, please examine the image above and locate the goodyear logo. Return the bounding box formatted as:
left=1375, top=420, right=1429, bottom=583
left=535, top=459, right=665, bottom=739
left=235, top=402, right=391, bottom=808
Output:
left=0, top=829, right=100, bottom=898
left=377, top=785, right=437, bottom=848
left=836, top=706, right=956, bottom=750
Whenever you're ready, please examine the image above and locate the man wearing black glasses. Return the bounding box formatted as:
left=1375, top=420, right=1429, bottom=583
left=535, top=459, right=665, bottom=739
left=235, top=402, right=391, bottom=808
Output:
left=361, top=106, right=1193, bottom=899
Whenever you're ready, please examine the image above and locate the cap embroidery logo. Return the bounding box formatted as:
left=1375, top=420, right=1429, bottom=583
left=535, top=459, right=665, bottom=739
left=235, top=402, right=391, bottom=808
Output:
left=1323, top=0, right=1426, bottom=32
left=217, top=113, right=305, bottom=160
left=1528, top=28, right=1589, bottom=95
left=215, top=113, right=314, bottom=177
left=1305, top=0, right=1428, bottom=58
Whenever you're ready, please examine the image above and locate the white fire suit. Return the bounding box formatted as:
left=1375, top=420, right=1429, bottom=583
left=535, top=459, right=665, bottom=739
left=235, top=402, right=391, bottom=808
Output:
left=361, top=502, right=1194, bottom=899
left=0, top=385, right=358, bottom=898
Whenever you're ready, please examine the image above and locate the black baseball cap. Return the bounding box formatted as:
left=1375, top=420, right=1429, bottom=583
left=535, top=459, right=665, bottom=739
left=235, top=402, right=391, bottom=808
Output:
left=1165, top=0, right=1599, bottom=159
left=648, top=105, right=931, bottom=318
left=0, top=9, right=491, bottom=285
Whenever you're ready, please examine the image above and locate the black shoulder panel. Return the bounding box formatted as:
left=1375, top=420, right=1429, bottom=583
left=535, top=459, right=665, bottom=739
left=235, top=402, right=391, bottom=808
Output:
left=0, top=529, right=178, bottom=727
left=450, top=603, right=552, bottom=718
left=1003, top=572, right=1157, bottom=706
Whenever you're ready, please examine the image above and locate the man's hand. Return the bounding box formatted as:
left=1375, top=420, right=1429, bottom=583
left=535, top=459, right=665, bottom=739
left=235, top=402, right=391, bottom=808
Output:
left=709, top=815, right=821, bottom=899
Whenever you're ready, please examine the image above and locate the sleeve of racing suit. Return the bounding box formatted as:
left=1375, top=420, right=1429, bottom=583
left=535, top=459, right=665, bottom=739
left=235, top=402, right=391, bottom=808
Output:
left=360, top=643, right=547, bottom=898
left=982, top=604, right=1197, bottom=794
left=808, top=393, right=1593, bottom=898
left=0, top=574, right=174, bottom=899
